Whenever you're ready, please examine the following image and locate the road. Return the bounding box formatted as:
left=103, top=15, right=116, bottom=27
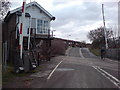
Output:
left=3, top=47, right=120, bottom=88
left=41, top=47, right=120, bottom=88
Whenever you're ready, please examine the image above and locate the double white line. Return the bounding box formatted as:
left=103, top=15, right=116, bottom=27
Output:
left=93, top=66, right=120, bottom=88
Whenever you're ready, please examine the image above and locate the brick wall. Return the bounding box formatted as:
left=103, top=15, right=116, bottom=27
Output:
left=5, top=14, right=17, bottom=63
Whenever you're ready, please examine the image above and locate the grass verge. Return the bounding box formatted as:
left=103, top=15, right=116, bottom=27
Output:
left=2, top=65, right=26, bottom=84
left=89, top=48, right=100, bottom=56
left=2, top=64, right=42, bottom=84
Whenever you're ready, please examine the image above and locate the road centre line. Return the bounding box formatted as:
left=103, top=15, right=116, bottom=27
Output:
left=92, top=66, right=120, bottom=88
left=47, top=60, right=63, bottom=80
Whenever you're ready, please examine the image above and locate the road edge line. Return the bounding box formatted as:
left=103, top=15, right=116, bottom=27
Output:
left=92, top=66, right=120, bottom=88
left=79, top=48, right=85, bottom=59
left=106, top=58, right=119, bottom=63
left=47, top=60, right=63, bottom=80
left=96, top=66, right=120, bottom=83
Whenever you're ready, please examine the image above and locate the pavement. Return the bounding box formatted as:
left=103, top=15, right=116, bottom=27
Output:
left=2, top=47, right=120, bottom=89
left=2, top=56, right=63, bottom=88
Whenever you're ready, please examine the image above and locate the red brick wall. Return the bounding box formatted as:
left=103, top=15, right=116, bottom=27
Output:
left=6, top=14, right=17, bottom=62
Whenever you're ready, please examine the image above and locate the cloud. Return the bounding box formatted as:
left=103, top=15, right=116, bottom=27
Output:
left=10, top=0, right=22, bottom=10
left=50, top=1, right=118, bottom=43
left=10, top=0, right=118, bottom=43
left=51, top=2, right=101, bottom=27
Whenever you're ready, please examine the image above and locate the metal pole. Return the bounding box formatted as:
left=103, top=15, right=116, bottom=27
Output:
left=102, top=4, right=108, bottom=49
left=28, top=0, right=32, bottom=50
left=28, top=17, right=31, bottom=50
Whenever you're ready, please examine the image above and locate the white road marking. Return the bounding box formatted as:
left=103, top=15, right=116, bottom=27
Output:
left=98, top=66, right=118, bottom=71
left=108, top=59, right=119, bottom=63
left=92, top=66, right=120, bottom=88
left=96, top=66, right=120, bottom=83
left=47, top=60, right=63, bottom=80
left=104, top=58, right=120, bottom=63
left=79, top=48, right=85, bottom=59
left=79, top=48, right=94, bottom=65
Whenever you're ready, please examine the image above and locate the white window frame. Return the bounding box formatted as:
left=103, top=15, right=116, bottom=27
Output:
left=36, top=18, right=49, bottom=35
left=36, top=19, right=43, bottom=34
left=43, top=20, right=49, bottom=34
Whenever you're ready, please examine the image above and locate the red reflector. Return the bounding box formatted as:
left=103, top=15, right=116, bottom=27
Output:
left=20, top=23, right=23, bottom=34
left=22, top=2, right=25, bottom=12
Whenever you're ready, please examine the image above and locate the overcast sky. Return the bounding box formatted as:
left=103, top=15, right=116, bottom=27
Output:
left=10, top=0, right=118, bottom=43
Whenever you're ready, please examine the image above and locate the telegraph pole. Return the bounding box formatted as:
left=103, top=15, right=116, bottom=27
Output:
left=102, top=4, right=108, bottom=49
left=118, top=2, right=120, bottom=38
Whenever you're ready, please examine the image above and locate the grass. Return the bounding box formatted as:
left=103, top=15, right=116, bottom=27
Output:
left=2, top=63, right=42, bottom=84
left=2, top=65, right=15, bottom=84
left=2, top=64, right=27, bottom=84
left=89, top=48, right=101, bottom=56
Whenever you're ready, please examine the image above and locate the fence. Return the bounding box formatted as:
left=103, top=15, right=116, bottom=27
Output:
left=106, top=49, right=120, bottom=60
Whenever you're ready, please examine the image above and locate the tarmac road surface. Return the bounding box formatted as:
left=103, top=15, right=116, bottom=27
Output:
left=39, top=47, right=119, bottom=88
left=3, top=47, right=120, bottom=88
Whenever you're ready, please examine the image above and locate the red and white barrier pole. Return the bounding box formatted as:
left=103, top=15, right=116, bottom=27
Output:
left=19, top=0, right=26, bottom=59
left=28, top=17, right=31, bottom=50
left=28, top=0, right=32, bottom=50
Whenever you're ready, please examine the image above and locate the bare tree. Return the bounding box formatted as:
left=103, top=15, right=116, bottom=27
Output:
left=87, top=27, right=113, bottom=48
left=0, top=0, right=11, bottom=21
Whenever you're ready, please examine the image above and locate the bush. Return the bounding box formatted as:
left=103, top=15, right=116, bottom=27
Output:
left=51, top=39, right=68, bottom=56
